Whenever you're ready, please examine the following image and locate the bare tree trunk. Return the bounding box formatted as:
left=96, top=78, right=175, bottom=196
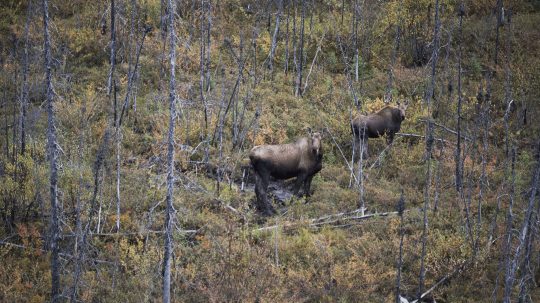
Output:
left=385, top=0, right=402, bottom=104
left=71, top=130, right=110, bottom=302
left=19, top=0, right=32, bottom=155
left=284, top=2, right=290, bottom=74
left=517, top=191, right=540, bottom=302
left=455, top=3, right=464, bottom=193
left=295, top=0, right=305, bottom=97
left=42, top=0, right=61, bottom=300
left=292, top=0, right=297, bottom=77
left=163, top=0, right=177, bottom=301
left=114, top=83, right=121, bottom=232
left=395, top=192, right=405, bottom=303
left=353, top=0, right=359, bottom=82
left=502, top=148, right=517, bottom=303
left=418, top=0, right=441, bottom=298
left=494, top=0, right=503, bottom=65
left=205, top=0, right=212, bottom=92
left=341, top=0, right=345, bottom=25
left=357, top=126, right=365, bottom=215
left=42, top=0, right=60, bottom=302
left=267, top=0, right=283, bottom=73
left=200, top=0, right=209, bottom=133
left=107, top=0, right=116, bottom=96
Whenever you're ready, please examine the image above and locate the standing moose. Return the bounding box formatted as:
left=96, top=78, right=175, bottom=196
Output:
left=249, top=131, right=323, bottom=216
left=351, top=102, right=408, bottom=159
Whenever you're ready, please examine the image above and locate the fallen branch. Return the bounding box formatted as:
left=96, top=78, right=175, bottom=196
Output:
left=60, top=229, right=198, bottom=238
left=322, top=126, right=359, bottom=185
left=255, top=210, right=402, bottom=232
left=396, top=132, right=453, bottom=145
left=417, top=118, right=472, bottom=142
left=303, top=29, right=327, bottom=94
left=367, top=139, right=400, bottom=171
left=409, top=259, right=471, bottom=303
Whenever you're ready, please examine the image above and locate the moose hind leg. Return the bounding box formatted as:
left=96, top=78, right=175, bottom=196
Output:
left=258, top=171, right=275, bottom=216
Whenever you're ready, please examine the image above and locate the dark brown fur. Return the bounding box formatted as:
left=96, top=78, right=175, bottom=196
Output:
left=249, top=133, right=323, bottom=216
left=351, top=103, right=408, bottom=158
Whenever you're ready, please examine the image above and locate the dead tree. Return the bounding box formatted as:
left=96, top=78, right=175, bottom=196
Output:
left=494, top=0, right=503, bottom=65
left=115, top=25, right=150, bottom=232
left=384, top=0, right=402, bottom=104
left=501, top=148, right=517, bottom=303
left=107, top=0, right=116, bottom=95
left=42, top=0, right=61, bottom=300
left=418, top=0, right=441, bottom=298
left=455, top=3, right=464, bottom=192
left=284, top=2, right=290, bottom=74
left=502, top=11, right=535, bottom=303
left=267, top=0, right=283, bottom=73
left=353, top=0, right=360, bottom=82
left=200, top=0, right=210, bottom=133
left=395, top=191, right=406, bottom=303
left=70, top=129, right=110, bottom=303
left=162, top=0, right=177, bottom=301
left=19, top=0, right=32, bottom=155
left=294, top=0, right=305, bottom=97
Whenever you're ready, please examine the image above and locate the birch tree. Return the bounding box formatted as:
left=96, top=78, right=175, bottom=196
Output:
left=455, top=2, right=464, bottom=192
left=294, top=0, right=305, bottom=97
left=19, top=0, right=32, bottom=155
left=163, top=0, right=177, bottom=300
left=418, top=0, right=441, bottom=298
left=42, top=0, right=61, bottom=300
left=267, top=0, right=283, bottom=73
left=107, top=0, right=116, bottom=96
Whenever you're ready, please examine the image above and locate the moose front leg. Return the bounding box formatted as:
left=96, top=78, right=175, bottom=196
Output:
left=386, top=132, right=395, bottom=145
left=293, top=174, right=307, bottom=197
left=303, top=175, right=314, bottom=197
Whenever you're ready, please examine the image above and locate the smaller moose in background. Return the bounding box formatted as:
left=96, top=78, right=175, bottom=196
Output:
left=351, top=101, right=408, bottom=159
left=249, top=130, right=324, bottom=216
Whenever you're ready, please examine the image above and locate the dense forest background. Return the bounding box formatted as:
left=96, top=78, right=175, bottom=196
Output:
left=1, top=0, right=540, bottom=301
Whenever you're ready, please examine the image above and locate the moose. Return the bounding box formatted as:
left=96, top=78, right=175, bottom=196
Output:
left=249, top=131, right=323, bottom=216
left=351, top=101, right=408, bottom=159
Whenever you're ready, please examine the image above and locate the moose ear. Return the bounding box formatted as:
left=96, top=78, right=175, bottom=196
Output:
left=307, top=127, right=312, bottom=135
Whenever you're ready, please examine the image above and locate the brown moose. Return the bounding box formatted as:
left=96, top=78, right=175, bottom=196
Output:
left=351, top=102, right=408, bottom=159
left=249, top=132, right=323, bottom=216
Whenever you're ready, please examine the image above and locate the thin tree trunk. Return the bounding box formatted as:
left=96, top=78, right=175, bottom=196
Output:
left=107, top=0, right=116, bottom=96
left=292, top=0, right=297, bottom=78
left=295, top=0, right=305, bottom=97
left=267, top=0, right=283, bottom=73
left=395, top=192, right=405, bottom=303
left=71, top=130, right=110, bottom=302
left=19, top=0, right=32, bottom=155
left=114, top=83, right=121, bottom=232
left=502, top=148, right=517, bottom=303
left=69, top=99, right=87, bottom=303
left=205, top=0, right=212, bottom=92
left=455, top=3, right=464, bottom=193
left=385, top=0, right=402, bottom=103
left=418, top=0, right=441, bottom=298
left=353, top=0, right=359, bottom=82
left=200, top=0, right=209, bottom=133
left=163, top=0, right=177, bottom=301
left=494, top=0, right=503, bottom=65
left=284, top=3, right=290, bottom=74
left=341, top=0, right=345, bottom=25
left=42, top=0, right=61, bottom=300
